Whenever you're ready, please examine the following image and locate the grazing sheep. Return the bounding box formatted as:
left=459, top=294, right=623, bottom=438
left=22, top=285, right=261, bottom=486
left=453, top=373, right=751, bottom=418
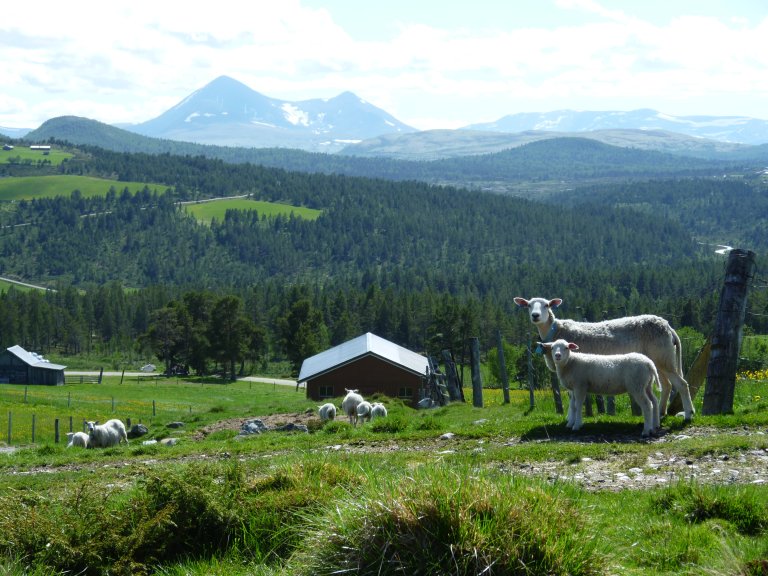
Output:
left=370, top=402, right=388, bottom=419
left=318, top=402, right=337, bottom=421
left=86, top=419, right=129, bottom=448
left=539, top=339, right=661, bottom=437
left=66, top=431, right=90, bottom=448
left=356, top=400, right=373, bottom=425
left=341, top=389, right=365, bottom=427
left=515, top=296, right=693, bottom=421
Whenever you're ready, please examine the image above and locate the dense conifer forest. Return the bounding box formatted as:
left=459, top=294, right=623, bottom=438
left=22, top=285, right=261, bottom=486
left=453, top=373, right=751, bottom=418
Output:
left=0, top=143, right=765, bottom=376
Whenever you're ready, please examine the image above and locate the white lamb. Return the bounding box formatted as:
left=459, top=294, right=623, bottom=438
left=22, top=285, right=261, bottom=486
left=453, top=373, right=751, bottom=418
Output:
left=318, top=402, right=337, bottom=421
left=356, top=400, right=373, bottom=425
left=66, top=431, right=90, bottom=448
left=515, top=296, right=694, bottom=421
left=539, top=339, right=661, bottom=437
left=341, top=389, right=364, bottom=427
left=86, top=419, right=129, bottom=448
left=370, top=402, right=388, bottom=419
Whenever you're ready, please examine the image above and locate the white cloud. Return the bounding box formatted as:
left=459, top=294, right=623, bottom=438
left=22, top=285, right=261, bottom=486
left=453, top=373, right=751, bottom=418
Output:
left=1, top=0, right=767, bottom=130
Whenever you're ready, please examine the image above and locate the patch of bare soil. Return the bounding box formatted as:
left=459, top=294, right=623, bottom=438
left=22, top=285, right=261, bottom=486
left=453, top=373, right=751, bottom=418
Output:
left=191, top=409, right=318, bottom=440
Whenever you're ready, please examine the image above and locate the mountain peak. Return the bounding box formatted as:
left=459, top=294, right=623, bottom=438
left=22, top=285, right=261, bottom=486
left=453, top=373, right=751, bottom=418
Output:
left=129, top=76, right=415, bottom=151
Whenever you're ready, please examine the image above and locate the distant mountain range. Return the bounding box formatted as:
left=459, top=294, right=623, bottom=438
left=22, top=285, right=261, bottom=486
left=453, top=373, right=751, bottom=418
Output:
left=464, top=109, right=768, bottom=145
left=124, top=75, right=416, bottom=153
left=4, top=75, right=768, bottom=156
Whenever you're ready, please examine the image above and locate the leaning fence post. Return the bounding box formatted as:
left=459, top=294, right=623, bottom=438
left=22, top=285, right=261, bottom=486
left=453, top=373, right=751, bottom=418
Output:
left=703, top=248, right=757, bottom=415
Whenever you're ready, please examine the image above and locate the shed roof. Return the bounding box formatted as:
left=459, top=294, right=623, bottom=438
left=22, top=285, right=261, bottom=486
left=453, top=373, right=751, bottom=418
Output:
left=6, top=345, right=66, bottom=371
left=298, top=332, right=428, bottom=382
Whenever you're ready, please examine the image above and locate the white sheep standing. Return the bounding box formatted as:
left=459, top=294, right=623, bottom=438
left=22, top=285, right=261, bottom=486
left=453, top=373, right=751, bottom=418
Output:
left=86, top=419, right=129, bottom=448
left=356, top=400, right=373, bottom=425
left=539, top=339, right=661, bottom=437
left=318, top=402, right=337, bottom=421
left=66, top=431, right=90, bottom=448
left=341, top=389, right=364, bottom=427
left=370, top=402, right=388, bottom=419
left=515, top=296, right=694, bottom=421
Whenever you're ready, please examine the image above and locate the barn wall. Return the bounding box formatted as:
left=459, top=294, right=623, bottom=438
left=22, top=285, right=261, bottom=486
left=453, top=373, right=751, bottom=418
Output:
left=0, top=351, right=64, bottom=385
left=306, top=355, right=423, bottom=406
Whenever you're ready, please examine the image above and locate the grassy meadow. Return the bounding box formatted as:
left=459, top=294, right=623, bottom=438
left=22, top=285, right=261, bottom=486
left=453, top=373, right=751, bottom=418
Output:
left=0, top=373, right=766, bottom=575
left=0, top=146, right=73, bottom=166
left=0, top=175, right=172, bottom=201
left=184, top=197, right=323, bottom=224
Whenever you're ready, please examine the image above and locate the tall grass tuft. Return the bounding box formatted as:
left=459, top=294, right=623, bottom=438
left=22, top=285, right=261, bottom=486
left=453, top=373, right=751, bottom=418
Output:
left=289, top=465, right=605, bottom=575
left=653, top=482, right=768, bottom=536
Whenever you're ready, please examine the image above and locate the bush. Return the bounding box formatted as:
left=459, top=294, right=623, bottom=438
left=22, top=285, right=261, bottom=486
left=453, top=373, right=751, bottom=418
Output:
left=289, top=466, right=604, bottom=576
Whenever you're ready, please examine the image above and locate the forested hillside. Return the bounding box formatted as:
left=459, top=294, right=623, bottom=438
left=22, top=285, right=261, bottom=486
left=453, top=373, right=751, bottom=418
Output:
left=20, top=118, right=752, bottom=193
left=551, top=178, right=768, bottom=250
left=0, top=144, right=765, bottom=376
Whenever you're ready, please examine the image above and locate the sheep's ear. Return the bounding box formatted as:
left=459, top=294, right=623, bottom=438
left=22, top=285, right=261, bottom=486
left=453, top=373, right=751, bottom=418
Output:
left=549, top=298, right=563, bottom=309
left=513, top=297, right=529, bottom=308
left=567, top=342, right=579, bottom=350
left=537, top=342, right=550, bottom=350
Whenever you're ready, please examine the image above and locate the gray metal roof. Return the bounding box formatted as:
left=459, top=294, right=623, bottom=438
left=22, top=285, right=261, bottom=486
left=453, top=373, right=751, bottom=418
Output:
left=7, top=345, right=66, bottom=370
left=298, top=332, right=428, bottom=382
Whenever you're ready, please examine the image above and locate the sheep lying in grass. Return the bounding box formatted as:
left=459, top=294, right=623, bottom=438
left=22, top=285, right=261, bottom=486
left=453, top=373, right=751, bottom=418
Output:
left=356, top=401, right=373, bottom=425
left=86, top=419, right=129, bottom=448
left=66, top=431, right=90, bottom=448
left=539, top=339, right=661, bottom=437
left=341, top=389, right=364, bottom=427
left=318, top=402, right=337, bottom=421
left=515, top=296, right=693, bottom=421
left=371, top=402, right=388, bottom=420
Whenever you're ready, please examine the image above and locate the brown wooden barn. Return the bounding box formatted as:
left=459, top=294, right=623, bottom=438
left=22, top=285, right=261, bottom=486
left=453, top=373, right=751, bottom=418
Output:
left=299, top=333, right=429, bottom=406
left=0, top=345, right=66, bottom=385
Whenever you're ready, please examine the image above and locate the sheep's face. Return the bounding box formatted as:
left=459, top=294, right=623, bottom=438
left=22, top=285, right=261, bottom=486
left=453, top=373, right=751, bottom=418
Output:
left=514, top=297, right=562, bottom=325
left=541, top=339, right=577, bottom=364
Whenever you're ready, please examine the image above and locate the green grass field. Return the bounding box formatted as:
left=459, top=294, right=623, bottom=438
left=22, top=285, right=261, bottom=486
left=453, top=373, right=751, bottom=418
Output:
left=184, top=198, right=323, bottom=224
left=0, top=374, right=766, bottom=575
left=0, top=146, right=72, bottom=166
left=0, top=175, right=172, bottom=201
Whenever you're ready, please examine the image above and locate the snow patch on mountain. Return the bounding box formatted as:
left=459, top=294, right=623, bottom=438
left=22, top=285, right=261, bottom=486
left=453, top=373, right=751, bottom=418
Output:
left=282, top=104, right=309, bottom=127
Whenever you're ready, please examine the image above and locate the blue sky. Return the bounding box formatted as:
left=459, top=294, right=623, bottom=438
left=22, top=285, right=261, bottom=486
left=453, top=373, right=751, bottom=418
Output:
left=1, top=0, right=766, bottom=130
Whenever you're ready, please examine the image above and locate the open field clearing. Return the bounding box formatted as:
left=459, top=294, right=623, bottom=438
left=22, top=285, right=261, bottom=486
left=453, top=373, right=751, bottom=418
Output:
left=183, top=197, right=323, bottom=224
left=0, top=175, right=172, bottom=201
left=0, top=146, right=72, bottom=166
left=0, top=375, right=766, bottom=575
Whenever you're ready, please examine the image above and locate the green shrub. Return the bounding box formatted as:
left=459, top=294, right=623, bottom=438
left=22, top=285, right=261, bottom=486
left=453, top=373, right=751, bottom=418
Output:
left=289, top=467, right=604, bottom=575
left=370, top=416, right=407, bottom=433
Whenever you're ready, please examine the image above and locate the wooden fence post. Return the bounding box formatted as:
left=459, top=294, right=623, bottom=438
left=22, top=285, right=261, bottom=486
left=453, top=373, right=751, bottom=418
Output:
left=703, top=248, right=757, bottom=415
left=7, top=412, right=11, bottom=445
left=526, top=339, right=535, bottom=409
left=55, top=419, right=60, bottom=444
left=497, top=330, right=510, bottom=404
left=31, top=414, right=36, bottom=443
left=550, top=372, right=563, bottom=414
left=441, top=349, right=464, bottom=402
left=469, top=337, right=483, bottom=408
